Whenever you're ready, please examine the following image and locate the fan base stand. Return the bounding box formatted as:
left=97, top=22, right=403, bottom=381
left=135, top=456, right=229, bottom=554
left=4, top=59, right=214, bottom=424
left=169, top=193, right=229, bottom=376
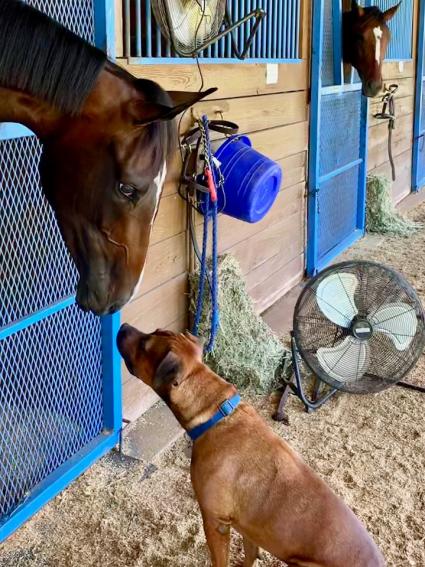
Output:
left=273, top=333, right=339, bottom=423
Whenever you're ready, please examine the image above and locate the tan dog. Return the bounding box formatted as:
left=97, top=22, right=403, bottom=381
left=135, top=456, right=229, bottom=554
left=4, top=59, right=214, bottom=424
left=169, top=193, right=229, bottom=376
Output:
left=117, top=324, right=386, bottom=567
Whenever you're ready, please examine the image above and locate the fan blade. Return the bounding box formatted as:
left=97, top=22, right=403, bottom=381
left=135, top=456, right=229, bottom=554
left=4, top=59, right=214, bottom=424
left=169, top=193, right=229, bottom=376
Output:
left=370, top=302, right=418, bottom=351
left=316, top=273, right=359, bottom=327
left=317, top=337, right=370, bottom=383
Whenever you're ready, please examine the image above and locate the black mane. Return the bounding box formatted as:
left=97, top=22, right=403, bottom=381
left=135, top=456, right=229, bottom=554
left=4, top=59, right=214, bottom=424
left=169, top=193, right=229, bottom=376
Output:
left=0, top=0, right=106, bottom=114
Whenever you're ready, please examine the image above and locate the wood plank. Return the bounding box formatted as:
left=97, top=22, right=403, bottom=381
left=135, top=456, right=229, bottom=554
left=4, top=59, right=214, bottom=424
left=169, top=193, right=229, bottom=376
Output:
left=209, top=182, right=305, bottom=252
left=246, top=122, right=309, bottom=162
left=227, top=209, right=304, bottom=276
left=249, top=254, right=305, bottom=314
left=369, top=149, right=413, bottom=204
left=369, top=96, right=413, bottom=127
left=367, top=115, right=413, bottom=171
left=381, top=60, right=415, bottom=80
left=184, top=91, right=309, bottom=134
left=134, top=232, right=187, bottom=298
left=118, top=61, right=309, bottom=98
left=122, top=273, right=188, bottom=330
left=151, top=193, right=185, bottom=245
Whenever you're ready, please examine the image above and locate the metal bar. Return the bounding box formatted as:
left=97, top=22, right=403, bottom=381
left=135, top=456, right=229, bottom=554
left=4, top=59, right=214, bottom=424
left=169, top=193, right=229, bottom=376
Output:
left=277, top=0, right=283, bottom=59
left=412, top=0, right=425, bottom=191
left=295, top=0, right=301, bottom=58
left=127, top=56, right=303, bottom=65
left=101, top=313, right=123, bottom=434
left=281, top=0, right=287, bottom=60
left=0, top=123, right=34, bottom=141
left=332, top=0, right=343, bottom=86
left=0, top=297, right=75, bottom=342
left=146, top=0, right=152, bottom=57
left=322, top=83, right=362, bottom=95
left=135, top=0, right=142, bottom=57
left=357, top=94, right=370, bottom=231
left=0, top=432, right=119, bottom=544
left=307, top=0, right=324, bottom=276
left=124, top=0, right=131, bottom=58
left=94, top=0, right=116, bottom=58
left=318, top=158, right=363, bottom=184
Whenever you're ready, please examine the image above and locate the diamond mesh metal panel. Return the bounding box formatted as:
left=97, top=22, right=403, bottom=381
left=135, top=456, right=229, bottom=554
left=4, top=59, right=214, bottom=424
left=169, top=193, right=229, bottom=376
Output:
left=0, top=305, right=103, bottom=520
left=0, top=137, right=77, bottom=327
left=318, top=165, right=360, bottom=257
left=25, top=0, right=95, bottom=43
left=0, top=0, right=105, bottom=529
left=321, top=0, right=334, bottom=87
left=320, top=91, right=362, bottom=177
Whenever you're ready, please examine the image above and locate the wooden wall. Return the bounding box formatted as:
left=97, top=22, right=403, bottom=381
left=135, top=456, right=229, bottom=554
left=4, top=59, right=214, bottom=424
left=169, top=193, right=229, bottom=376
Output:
left=115, top=0, right=420, bottom=420
left=367, top=0, right=419, bottom=203
left=116, top=3, right=311, bottom=420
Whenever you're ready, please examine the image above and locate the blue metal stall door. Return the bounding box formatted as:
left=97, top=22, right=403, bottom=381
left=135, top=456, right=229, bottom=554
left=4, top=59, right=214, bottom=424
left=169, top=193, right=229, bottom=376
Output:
left=307, top=0, right=369, bottom=275
left=0, top=0, right=121, bottom=542
left=412, top=0, right=425, bottom=192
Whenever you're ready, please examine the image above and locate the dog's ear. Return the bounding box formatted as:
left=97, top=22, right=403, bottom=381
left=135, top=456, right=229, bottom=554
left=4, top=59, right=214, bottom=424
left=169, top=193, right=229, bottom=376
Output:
left=154, top=351, right=183, bottom=388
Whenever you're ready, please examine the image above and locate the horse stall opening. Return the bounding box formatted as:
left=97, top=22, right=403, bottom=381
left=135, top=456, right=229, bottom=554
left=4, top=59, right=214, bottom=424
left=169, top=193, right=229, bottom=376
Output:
left=308, top=0, right=368, bottom=275
left=0, top=0, right=121, bottom=542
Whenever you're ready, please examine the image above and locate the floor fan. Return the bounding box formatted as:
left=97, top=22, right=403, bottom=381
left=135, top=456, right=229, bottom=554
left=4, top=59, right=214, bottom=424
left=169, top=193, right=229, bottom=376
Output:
left=151, top=0, right=265, bottom=58
left=274, top=261, right=425, bottom=422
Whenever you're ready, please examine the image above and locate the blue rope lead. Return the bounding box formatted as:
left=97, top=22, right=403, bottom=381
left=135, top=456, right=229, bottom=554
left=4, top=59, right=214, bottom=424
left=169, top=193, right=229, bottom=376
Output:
left=192, top=115, right=220, bottom=353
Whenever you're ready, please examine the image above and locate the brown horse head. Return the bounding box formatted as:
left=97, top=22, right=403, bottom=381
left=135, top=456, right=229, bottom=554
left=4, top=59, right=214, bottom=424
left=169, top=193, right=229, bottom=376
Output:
left=0, top=0, right=214, bottom=315
left=343, top=1, right=400, bottom=97
left=39, top=66, right=214, bottom=315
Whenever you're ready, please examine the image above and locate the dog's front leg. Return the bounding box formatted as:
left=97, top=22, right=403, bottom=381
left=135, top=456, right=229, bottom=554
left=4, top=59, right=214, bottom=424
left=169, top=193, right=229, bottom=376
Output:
left=201, top=513, right=231, bottom=567
left=242, top=535, right=259, bottom=567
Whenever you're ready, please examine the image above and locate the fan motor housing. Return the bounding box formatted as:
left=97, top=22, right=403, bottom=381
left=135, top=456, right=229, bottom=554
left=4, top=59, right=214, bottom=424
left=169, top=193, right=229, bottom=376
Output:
left=351, top=317, right=373, bottom=341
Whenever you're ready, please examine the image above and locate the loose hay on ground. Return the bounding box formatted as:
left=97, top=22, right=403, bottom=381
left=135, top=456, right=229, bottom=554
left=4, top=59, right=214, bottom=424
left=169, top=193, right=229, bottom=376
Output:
left=1, top=203, right=425, bottom=566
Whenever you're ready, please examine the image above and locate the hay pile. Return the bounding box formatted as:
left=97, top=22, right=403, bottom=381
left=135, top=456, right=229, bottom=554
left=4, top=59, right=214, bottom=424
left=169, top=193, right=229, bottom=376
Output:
left=366, top=175, right=422, bottom=236
left=189, top=254, right=290, bottom=393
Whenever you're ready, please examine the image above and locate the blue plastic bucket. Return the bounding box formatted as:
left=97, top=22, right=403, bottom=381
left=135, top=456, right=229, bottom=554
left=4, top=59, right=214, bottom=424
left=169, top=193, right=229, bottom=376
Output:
left=200, top=135, right=283, bottom=223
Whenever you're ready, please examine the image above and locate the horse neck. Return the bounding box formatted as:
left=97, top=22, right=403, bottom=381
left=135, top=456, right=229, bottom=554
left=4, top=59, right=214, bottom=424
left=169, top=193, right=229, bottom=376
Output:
left=0, top=87, right=63, bottom=138
left=0, top=65, right=132, bottom=139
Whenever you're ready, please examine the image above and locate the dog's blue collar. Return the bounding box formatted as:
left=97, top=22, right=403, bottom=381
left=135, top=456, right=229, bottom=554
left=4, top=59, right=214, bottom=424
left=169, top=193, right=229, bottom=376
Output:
left=188, top=393, right=241, bottom=442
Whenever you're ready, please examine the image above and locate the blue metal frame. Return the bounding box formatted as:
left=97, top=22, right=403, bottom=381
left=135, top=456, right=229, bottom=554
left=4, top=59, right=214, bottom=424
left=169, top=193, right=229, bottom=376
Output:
left=307, top=0, right=369, bottom=275
left=0, top=0, right=122, bottom=543
left=412, top=0, right=425, bottom=192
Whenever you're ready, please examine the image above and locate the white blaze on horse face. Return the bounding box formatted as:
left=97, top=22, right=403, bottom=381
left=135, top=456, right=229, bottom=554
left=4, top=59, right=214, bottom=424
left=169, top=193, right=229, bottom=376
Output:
left=373, top=26, right=383, bottom=64
left=129, top=162, right=167, bottom=302
left=151, top=162, right=167, bottom=226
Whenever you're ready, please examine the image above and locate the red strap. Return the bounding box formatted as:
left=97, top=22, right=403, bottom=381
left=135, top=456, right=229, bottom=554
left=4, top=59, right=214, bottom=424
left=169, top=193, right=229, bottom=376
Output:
left=205, top=167, right=217, bottom=202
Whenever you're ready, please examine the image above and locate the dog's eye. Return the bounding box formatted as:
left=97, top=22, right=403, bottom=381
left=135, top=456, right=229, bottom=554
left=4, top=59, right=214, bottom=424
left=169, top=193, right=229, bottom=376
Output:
left=118, top=183, right=138, bottom=200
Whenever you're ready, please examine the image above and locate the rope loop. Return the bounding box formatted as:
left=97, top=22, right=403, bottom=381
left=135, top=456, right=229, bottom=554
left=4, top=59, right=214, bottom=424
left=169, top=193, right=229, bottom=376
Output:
left=191, top=115, right=220, bottom=353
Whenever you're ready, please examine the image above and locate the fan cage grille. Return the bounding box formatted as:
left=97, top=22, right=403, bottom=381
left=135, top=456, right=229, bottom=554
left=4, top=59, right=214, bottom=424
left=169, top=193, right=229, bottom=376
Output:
left=293, top=262, right=425, bottom=394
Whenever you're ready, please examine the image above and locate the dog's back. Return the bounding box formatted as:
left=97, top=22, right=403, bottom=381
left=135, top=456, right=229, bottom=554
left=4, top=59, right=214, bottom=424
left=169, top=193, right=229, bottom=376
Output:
left=191, top=402, right=386, bottom=567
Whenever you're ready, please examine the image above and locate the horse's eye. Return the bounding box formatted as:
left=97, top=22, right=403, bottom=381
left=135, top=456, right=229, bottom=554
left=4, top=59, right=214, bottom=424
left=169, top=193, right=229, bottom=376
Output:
left=118, top=183, right=138, bottom=200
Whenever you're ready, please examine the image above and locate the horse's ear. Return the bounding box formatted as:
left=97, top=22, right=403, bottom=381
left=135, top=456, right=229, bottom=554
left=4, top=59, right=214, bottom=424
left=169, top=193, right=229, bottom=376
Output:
left=351, top=0, right=364, bottom=15
left=383, top=2, right=400, bottom=21
left=129, top=87, right=217, bottom=125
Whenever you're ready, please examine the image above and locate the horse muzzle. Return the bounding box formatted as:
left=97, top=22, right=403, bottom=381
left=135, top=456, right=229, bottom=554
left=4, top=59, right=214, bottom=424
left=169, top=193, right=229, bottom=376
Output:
left=76, top=277, right=128, bottom=316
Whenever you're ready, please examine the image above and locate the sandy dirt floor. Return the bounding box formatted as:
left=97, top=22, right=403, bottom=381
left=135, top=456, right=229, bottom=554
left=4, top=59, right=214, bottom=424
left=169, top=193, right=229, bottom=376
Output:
left=1, top=203, right=425, bottom=567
